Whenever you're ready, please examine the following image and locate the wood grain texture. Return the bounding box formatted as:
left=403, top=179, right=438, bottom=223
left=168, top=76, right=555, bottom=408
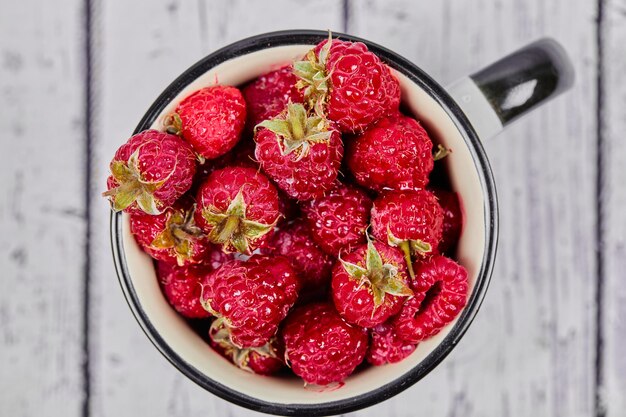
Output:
left=0, top=0, right=86, bottom=416
left=347, top=1, right=597, bottom=416
left=90, top=1, right=342, bottom=416
left=601, top=0, right=626, bottom=415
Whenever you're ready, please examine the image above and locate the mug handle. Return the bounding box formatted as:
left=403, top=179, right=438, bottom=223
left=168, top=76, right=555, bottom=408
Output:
left=446, top=38, right=575, bottom=140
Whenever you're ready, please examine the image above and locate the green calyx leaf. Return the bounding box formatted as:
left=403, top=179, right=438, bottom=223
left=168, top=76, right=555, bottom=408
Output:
left=199, top=285, right=218, bottom=316
left=341, top=238, right=413, bottom=309
left=164, top=113, right=183, bottom=136
left=293, top=32, right=333, bottom=116
left=256, top=103, right=333, bottom=161
left=209, top=318, right=279, bottom=373
left=386, top=226, right=433, bottom=279
left=103, top=149, right=165, bottom=214
left=410, top=239, right=432, bottom=254
left=433, top=144, right=451, bottom=161
left=149, top=205, right=205, bottom=266
left=202, top=188, right=277, bottom=254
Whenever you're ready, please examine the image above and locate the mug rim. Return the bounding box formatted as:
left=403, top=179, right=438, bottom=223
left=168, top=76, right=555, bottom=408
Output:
left=110, top=29, right=499, bottom=416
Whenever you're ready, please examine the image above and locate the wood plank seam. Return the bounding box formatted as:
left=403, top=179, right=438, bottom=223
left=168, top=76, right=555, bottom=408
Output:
left=595, top=0, right=606, bottom=416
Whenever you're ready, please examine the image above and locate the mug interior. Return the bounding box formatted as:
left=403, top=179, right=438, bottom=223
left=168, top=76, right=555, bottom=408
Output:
left=113, top=39, right=493, bottom=412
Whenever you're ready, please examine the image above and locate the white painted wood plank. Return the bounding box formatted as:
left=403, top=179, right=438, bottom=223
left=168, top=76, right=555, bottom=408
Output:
left=0, top=0, right=86, bottom=415
left=348, top=1, right=597, bottom=416
left=602, top=1, right=626, bottom=415
left=90, top=1, right=342, bottom=416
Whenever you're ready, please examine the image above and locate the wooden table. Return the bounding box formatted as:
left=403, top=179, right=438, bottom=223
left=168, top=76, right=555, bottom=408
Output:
left=1, top=0, right=624, bottom=416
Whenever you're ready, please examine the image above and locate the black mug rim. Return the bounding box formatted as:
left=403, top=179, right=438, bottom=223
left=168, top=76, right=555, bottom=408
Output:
left=110, top=29, right=499, bottom=416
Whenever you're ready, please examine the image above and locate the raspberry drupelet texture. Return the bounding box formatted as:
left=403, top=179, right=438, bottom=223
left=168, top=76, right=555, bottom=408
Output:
left=393, top=255, right=468, bottom=343
left=332, top=240, right=412, bottom=328
left=265, top=220, right=334, bottom=295
left=130, top=199, right=208, bottom=266
left=156, top=261, right=213, bottom=319
left=201, top=255, right=301, bottom=348
left=347, top=113, right=434, bottom=192
left=281, top=302, right=368, bottom=385
left=195, top=166, right=280, bottom=254
left=169, top=85, right=246, bottom=160
left=210, top=320, right=285, bottom=375
left=104, top=129, right=196, bottom=215
left=242, top=65, right=303, bottom=131
left=302, top=182, right=373, bottom=256
left=367, top=322, right=417, bottom=366
left=294, top=38, right=401, bottom=133
left=255, top=103, right=343, bottom=201
left=371, top=189, right=444, bottom=257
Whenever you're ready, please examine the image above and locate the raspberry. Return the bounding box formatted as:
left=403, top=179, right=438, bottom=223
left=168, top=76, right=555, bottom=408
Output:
left=393, top=256, right=468, bottom=343
left=169, top=85, right=246, bottom=160
left=201, top=255, right=300, bottom=348
left=302, top=182, right=373, bottom=256
left=371, top=189, right=444, bottom=262
left=347, top=113, right=434, bottom=191
left=332, top=240, right=412, bottom=328
left=104, top=129, right=196, bottom=215
left=195, top=166, right=280, bottom=254
left=255, top=103, right=343, bottom=201
left=156, top=261, right=213, bottom=319
left=210, top=320, right=285, bottom=375
left=281, top=302, right=368, bottom=385
left=130, top=199, right=208, bottom=266
left=294, top=38, right=400, bottom=133
left=242, top=65, right=303, bottom=131
left=367, top=322, right=417, bottom=366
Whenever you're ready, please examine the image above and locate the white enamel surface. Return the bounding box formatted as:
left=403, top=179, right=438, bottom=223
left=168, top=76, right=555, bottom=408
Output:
left=447, top=77, right=503, bottom=140
left=120, top=45, right=487, bottom=405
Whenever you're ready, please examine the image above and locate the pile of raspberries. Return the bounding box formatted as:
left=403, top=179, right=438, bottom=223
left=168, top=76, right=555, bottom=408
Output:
left=104, top=36, right=467, bottom=386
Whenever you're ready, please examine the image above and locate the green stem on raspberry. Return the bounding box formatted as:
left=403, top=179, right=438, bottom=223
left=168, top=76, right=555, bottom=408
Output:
left=398, top=240, right=415, bottom=280
left=217, top=215, right=240, bottom=244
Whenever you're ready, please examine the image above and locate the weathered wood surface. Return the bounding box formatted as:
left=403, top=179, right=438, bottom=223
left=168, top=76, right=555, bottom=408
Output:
left=2, top=0, right=624, bottom=416
left=90, top=2, right=343, bottom=417
left=347, top=1, right=598, bottom=416
left=602, top=1, right=626, bottom=415
left=0, top=0, right=87, bottom=416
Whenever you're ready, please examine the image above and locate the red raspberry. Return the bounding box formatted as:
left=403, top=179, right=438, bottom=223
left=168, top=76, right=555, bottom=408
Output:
left=156, top=261, right=213, bottom=319
left=210, top=320, right=285, bottom=375
left=255, top=103, right=343, bottom=201
left=195, top=166, right=280, bottom=254
left=168, top=86, right=246, bottom=160
left=302, top=182, right=372, bottom=256
left=332, top=240, right=412, bottom=328
left=431, top=188, right=463, bottom=254
left=242, top=65, right=303, bottom=130
left=371, top=189, right=444, bottom=265
left=367, top=322, right=417, bottom=366
left=265, top=220, right=334, bottom=295
left=294, top=38, right=400, bottom=133
left=281, top=302, right=368, bottom=385
left=104, top=129, right=196, bottom=215
left=130, top=199, right=209, bottom=266
left=347, top=114, right=434, bottom=191
left=393, top=256, right=468, bottom=343
left=201, top=255, right=300, bottom=348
